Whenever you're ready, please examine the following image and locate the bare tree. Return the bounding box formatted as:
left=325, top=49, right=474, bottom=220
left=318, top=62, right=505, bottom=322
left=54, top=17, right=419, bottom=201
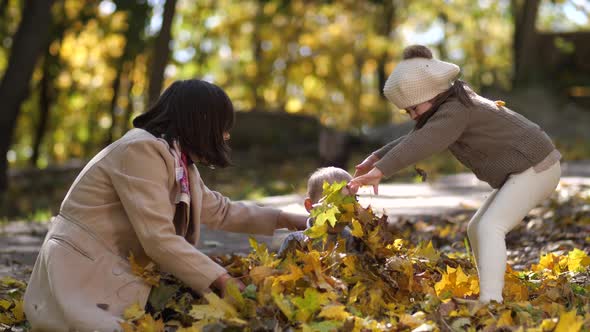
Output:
left=0, top=0, right=55, bottom=192
left=512, top=0, right=541, bottom=87
left=147, top=0, right=178, bottom=107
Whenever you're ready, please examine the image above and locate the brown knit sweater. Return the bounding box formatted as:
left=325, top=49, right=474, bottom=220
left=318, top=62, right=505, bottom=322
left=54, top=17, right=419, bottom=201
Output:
left=373, top=94, right=559, bottom=188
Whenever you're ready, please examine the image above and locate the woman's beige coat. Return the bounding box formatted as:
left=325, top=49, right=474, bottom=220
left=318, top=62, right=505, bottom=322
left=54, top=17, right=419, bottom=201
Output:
left=23, top=128, right=280, bottom=331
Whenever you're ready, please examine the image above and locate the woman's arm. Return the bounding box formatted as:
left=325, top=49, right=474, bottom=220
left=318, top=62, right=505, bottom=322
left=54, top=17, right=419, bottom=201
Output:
left=110, top=140, right=227, bottom=293
left=197, top=171, right=306, bottom=234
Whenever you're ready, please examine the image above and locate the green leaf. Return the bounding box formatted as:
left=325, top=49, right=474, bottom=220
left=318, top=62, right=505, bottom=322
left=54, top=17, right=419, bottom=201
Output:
left=225, top=280, right=246, bottom=312
left=305, top=222, right=328, bottom=239
left=146, top=283, right=179, bottom=312
left=292, top=288, right=330, bottom=322
left=312, top=205, right=339, bottom=227
left=305, top=320, right=344, bottom=332
left=242, top=284, right=257, bottom=300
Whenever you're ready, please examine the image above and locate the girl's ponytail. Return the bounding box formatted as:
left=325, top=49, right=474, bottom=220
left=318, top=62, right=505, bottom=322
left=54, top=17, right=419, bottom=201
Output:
left=415, top=80, right=475, bottom=129
left=451, top=79, right=475, bottom=108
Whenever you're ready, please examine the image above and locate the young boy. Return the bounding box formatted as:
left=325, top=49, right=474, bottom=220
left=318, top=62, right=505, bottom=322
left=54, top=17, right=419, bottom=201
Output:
left=277, top=167, right=358, bottom=257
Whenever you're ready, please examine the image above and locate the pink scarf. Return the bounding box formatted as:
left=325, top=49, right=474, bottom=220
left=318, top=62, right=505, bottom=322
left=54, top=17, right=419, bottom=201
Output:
left=156, top=138, right=190, bottom=205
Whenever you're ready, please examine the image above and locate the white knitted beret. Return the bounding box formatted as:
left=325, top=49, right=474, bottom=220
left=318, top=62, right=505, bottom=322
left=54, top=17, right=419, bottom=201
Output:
left=383, top=57, right=460, bottom=109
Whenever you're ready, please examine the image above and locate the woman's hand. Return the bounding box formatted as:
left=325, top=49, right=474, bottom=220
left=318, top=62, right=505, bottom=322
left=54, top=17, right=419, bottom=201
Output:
left=212, top=273, right=245, bottom=298
left=277, top=211, right=308, bottom=230
left=354, top=154, right=380, bottom=177
left=348, top=167, right=384, bottom=195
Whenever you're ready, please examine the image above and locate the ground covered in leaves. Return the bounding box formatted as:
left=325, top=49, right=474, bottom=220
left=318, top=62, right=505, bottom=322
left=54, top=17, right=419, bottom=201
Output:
left=1, top=182, right=589, bottom=331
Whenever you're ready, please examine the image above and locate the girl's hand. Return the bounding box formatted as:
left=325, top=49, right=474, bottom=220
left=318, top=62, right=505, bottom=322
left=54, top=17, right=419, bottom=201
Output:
left=277, top=211, right=308, bottom=230
left=348, top=167, right=384, bottom=195
left=212, top=273, right=245, bottom=297
left=354, top=154, right=380, bottom=177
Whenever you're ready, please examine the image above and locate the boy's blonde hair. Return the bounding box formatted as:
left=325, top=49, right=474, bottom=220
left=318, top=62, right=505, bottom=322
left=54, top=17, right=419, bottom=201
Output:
left=307, top=167, right=352, bottom=203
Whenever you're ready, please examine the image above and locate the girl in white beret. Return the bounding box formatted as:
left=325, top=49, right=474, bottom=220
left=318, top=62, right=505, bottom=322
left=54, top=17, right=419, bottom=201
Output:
left=348, top=45, right=561, bottom=303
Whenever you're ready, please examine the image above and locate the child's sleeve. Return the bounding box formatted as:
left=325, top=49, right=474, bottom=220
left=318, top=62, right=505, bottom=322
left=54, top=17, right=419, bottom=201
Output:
left=374, top=104, right=469, bottom=178
left=372, top=133, right=411, bottom=159
left=277, top=231, right=308, bottom=257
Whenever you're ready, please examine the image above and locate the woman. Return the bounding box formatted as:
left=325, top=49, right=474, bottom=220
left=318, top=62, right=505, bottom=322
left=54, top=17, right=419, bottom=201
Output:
left=24, top=79, right=307, bottom=331
left=349, top=45, right=561, bottom=303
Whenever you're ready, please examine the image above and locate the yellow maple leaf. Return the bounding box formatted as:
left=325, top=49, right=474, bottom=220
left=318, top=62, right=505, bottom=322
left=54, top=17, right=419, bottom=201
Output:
left=566, top=248, right=590, bottom=272
left=120, top=313, right=164, bottom=332
left=392, top=238, right=405, bottom=251
left=554, top=310, right=583, bottom=332
left=347, top=282, right=365, bottom=304
left=399, top=312, right=424, bottom=329
left=455, top=266, right=469, bottom=285
left=249, top=265, right=276, bottom=284
left=275, top=264, right=304, bottom=283
left=0, top=299, right=11, bottom=310
left=0, top=313, right=14, bottom=325
left=119, top=321, right=136, bottom=332
left=128, top=253, right=160, bottom=286
left=318, top=304, right=350, bottom=321
left=189, top=304, right=225, bottom=320
left=0, top=276, right=26, bottom=289
left=532, top=253, right=560, bottom=274
left=305, top=222, right=328, bottom=239
left=435, top=265, right=479, bottom=298
left=413, top=241, right=440, bottom=260
left=350, top=219, right=364, bottom=237
left=273, top=292, right=295, bottom=321
left=538, top=318, right=557, bottom=331
left=123, top=303, right=145, bottom=321
left=495, top=100, right=506, bottom=107
left=496, top=310, right=514, bottom=327
left=11, top=299, right=24, bottom=322
left=503, top=274, right=529, bottom=302
left=339, top=203, right=356, bottom=221
left=203, top=292, right=238, bottom=318
left=135, top=314, right=165, bottom=332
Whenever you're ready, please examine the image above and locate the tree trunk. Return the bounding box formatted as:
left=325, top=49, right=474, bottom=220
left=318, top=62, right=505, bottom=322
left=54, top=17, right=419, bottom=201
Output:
left=436, top=13, right=449, bottom=60
left=512, top=0, right=541, bottom=87
left=106, top=67, right=122, bottom=145
left=30, top=1, right=69, bottom=168
left=377, top=0, right=395, bottom=99
left=31, top=54, right=53, bottom=167
left=0, top=0, right=8, bottom=33
left=0, top=0, right=55, bottom=192
left=251, top=1, right=264, bottom=111
left=123, top=66, right=135, bottom=132
left=147, top=0, right=177, bottom=107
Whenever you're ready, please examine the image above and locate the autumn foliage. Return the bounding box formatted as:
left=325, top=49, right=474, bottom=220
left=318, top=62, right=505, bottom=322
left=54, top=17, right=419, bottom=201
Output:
left=1, top=182, right=589, bottom=331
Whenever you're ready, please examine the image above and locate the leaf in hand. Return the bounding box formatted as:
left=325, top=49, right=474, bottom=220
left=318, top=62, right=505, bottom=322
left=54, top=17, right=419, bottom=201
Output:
left=415, top=166, right=428, bottom=182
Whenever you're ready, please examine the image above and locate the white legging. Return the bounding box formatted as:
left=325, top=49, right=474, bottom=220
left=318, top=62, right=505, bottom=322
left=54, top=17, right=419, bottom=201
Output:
left=467, top=162, right=561, bottom=303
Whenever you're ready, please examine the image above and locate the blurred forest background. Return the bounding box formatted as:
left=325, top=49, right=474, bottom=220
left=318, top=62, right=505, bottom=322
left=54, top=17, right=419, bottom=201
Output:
left=0, top=0, right=589, bottom=218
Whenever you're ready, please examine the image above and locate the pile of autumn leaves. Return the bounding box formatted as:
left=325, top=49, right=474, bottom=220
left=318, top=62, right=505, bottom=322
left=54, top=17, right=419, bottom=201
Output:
left=117, top=181, right=589, bottom=331
left=1, top=182, right=589, bottom=331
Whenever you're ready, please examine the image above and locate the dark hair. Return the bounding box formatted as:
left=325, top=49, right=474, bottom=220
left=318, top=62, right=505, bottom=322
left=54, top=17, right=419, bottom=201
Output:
left=133, top=79, right=235, bottom=167
left=415, top=80, right=475, bottom=129
left=403, top=45, right=433, bottom=60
